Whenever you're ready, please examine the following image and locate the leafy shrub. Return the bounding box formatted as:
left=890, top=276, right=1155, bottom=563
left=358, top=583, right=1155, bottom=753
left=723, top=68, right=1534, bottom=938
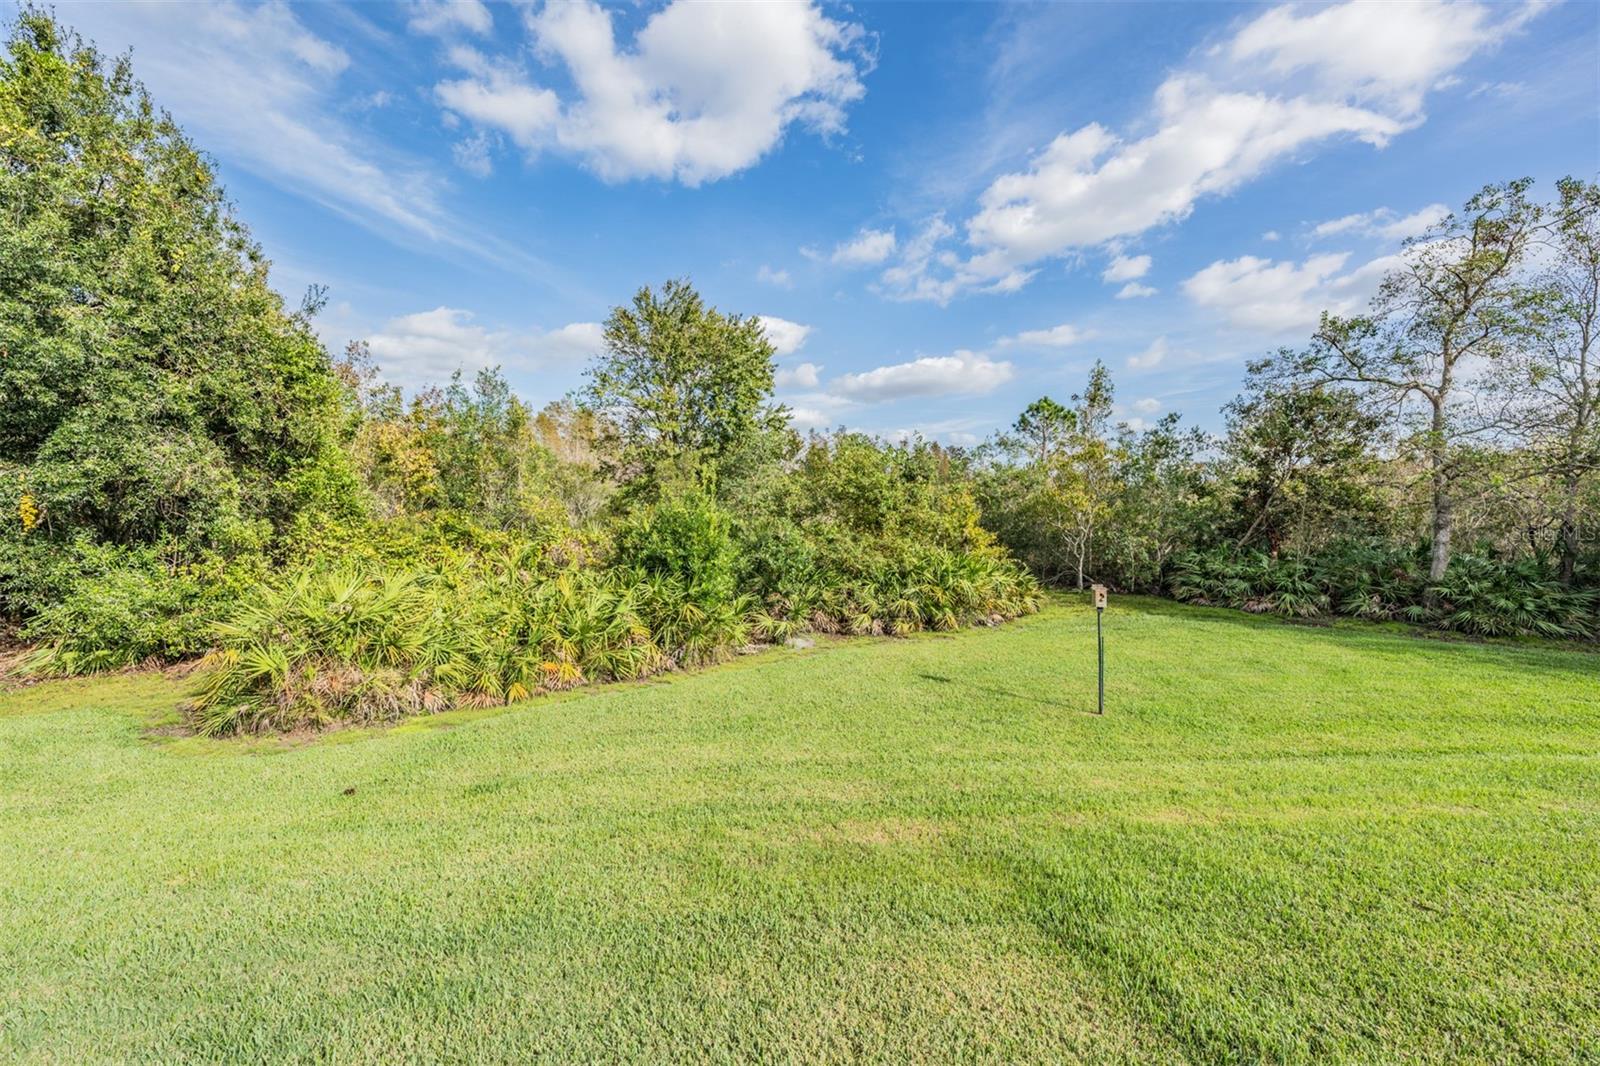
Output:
left=1170, top=545, right=1597, bottom=639
left=746, top=543, right=1041, bottom=642
left=18, top=546, right=266, bottom=675
left=614, top=490, right=738, bottom=603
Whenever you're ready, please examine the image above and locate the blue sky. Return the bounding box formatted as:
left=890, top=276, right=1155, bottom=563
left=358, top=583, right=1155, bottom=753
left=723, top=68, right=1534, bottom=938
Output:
left=31, top=0, right=1600, bottom=441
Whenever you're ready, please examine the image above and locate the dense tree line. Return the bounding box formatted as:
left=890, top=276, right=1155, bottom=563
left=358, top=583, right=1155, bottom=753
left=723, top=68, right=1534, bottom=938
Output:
left=976, top=177, right=1599, bottom=636
left=1, top=13, right=1594, bottom=733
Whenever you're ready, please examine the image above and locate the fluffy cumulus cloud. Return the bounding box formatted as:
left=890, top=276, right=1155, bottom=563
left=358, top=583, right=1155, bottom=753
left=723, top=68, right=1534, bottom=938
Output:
left=1311, top=203, right=1450, bottom=241
left=366, top=308, right=602, bottom=385
left=1224, top=1, right=1530, bottom=117
left=787, top=406, right=835, bottom=431
left=756, top=265, right=793, bottom=288
left=999, top=323, right=1085, bottom=348
left=1102, top=254, right=1152, bottom=282
left=888, top=0, right=1541, bottom=300
left=1182, top=251, right=1399, bottom=333
left=875, top=215, right=1038, bottom=304
left=775, top=362, right=823, bottom=389
left=828, top=350, right=1013, bottom=402
left=830, top=227, right=898, bottom=266
left=1116, top=283, right=1157, bottom=299
left=533, top=321, right=609, bottom=363
left=435, top=0, right=872, bottom=185
left=959, top=82, right=1402, bottom=280
left=756, top=315, right=812, bottom=357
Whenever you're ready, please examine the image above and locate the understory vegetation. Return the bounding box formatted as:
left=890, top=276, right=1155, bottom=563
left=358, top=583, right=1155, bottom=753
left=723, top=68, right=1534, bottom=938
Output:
left=0, top=14, right=1039, bottom=733
left=3, top=11, right=1597, bottom=737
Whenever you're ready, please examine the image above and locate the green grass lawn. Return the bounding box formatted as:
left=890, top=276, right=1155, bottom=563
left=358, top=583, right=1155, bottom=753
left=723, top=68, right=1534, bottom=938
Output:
left=1, top=597, right=1597, bottom=1064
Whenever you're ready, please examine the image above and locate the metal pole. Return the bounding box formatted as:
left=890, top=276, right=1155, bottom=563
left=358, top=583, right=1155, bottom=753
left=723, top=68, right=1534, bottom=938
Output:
left=1096, top=606, right=1104, bottom=714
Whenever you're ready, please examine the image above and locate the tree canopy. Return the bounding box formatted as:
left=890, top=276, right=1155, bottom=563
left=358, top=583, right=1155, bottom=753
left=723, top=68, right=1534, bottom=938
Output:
left=580, top=279, right=789, bottom=500
left=0, top=10, right=353, bottom=557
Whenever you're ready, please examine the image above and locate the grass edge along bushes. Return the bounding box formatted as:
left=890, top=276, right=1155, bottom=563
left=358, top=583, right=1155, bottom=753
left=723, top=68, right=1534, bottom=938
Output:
left=185, top=541, right=1040, bottom=737
left=1169, top=542, right=1598, bottom=639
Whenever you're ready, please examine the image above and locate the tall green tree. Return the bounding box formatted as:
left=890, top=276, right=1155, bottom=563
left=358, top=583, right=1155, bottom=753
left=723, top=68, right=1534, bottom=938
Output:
left=1223, top=379, right=1385, bottom=554
left=1271, top=180, right=1543, bottom=580
left=1059, top=362, right=1118, bottom=589
left=580, top=280, right=787, bottom=501
left=0, top=10, right=353, bottom=558
left=1108, top=414, right=1218, bottom=589
left=1492, top=177, right=1600, bottom=583
left=1010, top=396, right=1073, bottom=468
left=978, top=364, right=1124, bottom=589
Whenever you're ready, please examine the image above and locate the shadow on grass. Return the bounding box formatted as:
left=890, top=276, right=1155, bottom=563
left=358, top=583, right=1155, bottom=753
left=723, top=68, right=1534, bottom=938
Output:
left=915, top=671, right=1088, bottom=712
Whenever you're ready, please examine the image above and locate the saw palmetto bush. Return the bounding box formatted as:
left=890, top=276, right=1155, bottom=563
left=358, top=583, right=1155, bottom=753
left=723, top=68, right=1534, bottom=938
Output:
left=746, top=545, right=1041, bottom=642
left=1170, top=545, right=1596, bottom=639
left=1312, top=542, right=1430, bottom=622
left=187, top=564, right=669, bottom=735
left=1170, top=550, right=1329, bottom=617
left=188, top=568, right=457, bottom=735
left=1425, top=556, right=1597, bottom=638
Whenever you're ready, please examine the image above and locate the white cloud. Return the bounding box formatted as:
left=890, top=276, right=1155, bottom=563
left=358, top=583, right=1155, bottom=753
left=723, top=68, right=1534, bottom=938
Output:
left=982, top=269, right=1037, bottom=294
left=830, top=227, right=898, bottom=266
left=535, top=321, right=608, bottom=363
left=876, top=215, right=962, bottom=303
left=1225, top=1, right=1531, bottom=118
left=1182, top=251, right=1399, bottom=333
left=1103, top=254, right=1152, bottom=282
left=1311, top=203, right=1449, bottom=241
left=787, top=406, right=835, bottom=431
left=959, top=85, right=1401, bottom=283
left=53, top=1, right=544, bottom=273
left=886, top=420, right=985, bottom=446
left=756, top=315, right=812, bottom=357
left=1262, top=230, right=1282, bottom=241
left=1386, top=205, right=1449, bottom=238
left=894, top=0, right=1540, bottom=300
left=829, top=350, right=1013, bottom=402
left=756, top=265, right=793, bottom=288
left=1127, top=337, right=1168, bottom=370
left=366, top=308, right=602, bottom=385
left=436, top=56, right=561, bottom=147
left=1132, top=397, right=1162, bottom=414
left=409, top=0, right=492, bottom=37
left=367, top=308, right=508, bottom=383
left=452, top=132, right=495, bottom=177
left=1468, top=80, right=1525, bottom=100
left=775, top=362, right=822, bottom=389
left=999, top=323, right=1086, bottom=348
left=435, top=0, right=872, bottom=185
left=1311, top=213, right=1371, bottom=238
left=1116, top=283, right=1157, bottom=299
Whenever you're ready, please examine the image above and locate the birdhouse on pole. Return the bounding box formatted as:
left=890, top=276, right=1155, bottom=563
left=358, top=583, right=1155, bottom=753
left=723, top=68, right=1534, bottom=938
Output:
left=1090, top=585, right=1108, bottom=713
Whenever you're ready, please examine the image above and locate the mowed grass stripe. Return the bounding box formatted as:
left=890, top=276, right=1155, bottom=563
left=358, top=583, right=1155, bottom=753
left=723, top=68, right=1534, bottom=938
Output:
left=1, top=597, right=1596, bottom=1063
